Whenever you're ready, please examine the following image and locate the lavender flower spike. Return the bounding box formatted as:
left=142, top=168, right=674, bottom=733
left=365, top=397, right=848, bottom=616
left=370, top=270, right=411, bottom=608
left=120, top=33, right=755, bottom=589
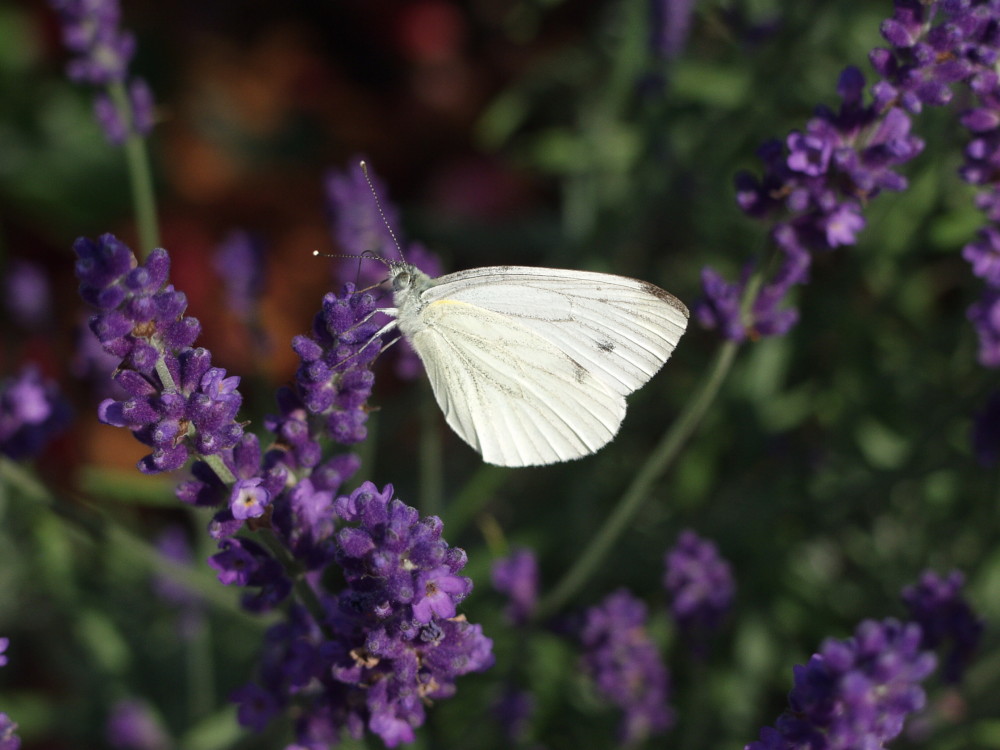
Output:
left=74, top=233, right=245, bottom=475
left=50, top=0, right=155, bottom=144
left=663, top=529, right=734, bottom=650
left=233, top=482, right=494, bottom=748
left=580, top=589, right=674, bottom=744
left=745, top=618, right=935, bottom=750
left=902, top=569, right=983, bottom=684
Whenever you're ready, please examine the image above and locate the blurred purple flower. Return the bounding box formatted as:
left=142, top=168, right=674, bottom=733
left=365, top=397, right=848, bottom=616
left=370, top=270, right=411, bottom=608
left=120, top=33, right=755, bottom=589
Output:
left=650, top=0, right=696, bottom=59
left=212, top=230, right=266, bottom=322
left=0, top=365, right=72, bottom=460
left=491, top=547, right=539, bottom=626
left=326, top=160, right=401, bottom=263
left=50, top=0, right=135, bottom=84
left=580, top=589, right=674, bottom=744
left=745, top=618, right=935, bottom=750
left=664, top=529, right=734, bottom=651
left=0, top=714, right=19, bottom=750
left=4, top=260, right=52, bottom=329
left=106, top=699, right=170, bottom=750
left=902, top=569, right=983, bottom=684
left=0, top=639, right=19, bottom=750
left=50, top=0, right=155, bottom=143
left=325, top=160, right=442, bottom=380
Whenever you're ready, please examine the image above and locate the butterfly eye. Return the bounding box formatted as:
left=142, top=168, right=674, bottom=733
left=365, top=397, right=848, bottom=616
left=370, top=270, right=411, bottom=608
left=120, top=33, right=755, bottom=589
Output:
left=393, top=271, right=412, bottom=291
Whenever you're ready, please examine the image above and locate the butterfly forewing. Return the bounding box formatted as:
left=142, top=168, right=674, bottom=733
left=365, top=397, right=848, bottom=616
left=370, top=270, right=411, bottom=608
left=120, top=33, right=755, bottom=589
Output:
left=423, top=267, right=689, bottom=397
left=409, top=298, right=626, bottom=467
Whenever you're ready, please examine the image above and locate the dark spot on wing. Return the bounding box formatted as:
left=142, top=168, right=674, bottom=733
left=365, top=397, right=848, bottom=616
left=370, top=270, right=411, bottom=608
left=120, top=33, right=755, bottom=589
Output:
left=573, top=361, right=588, bottom=384
left=598, top=340, right=615, bottom=353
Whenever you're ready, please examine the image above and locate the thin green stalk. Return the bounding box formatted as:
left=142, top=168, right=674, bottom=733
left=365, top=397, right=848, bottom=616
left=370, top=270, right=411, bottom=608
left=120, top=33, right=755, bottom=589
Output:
left=419, top=381, right=443, bottom=517
left=0, top=457, right=262, bottom=617
left=108, top=81, right=160, bottom=255
left=536, top=257, right=771, bottom=618
left=202, top=453, right=236, bottom=485
left=536, top=339, right=740, bottom=619
left=253, top=527, right=334, bottom=640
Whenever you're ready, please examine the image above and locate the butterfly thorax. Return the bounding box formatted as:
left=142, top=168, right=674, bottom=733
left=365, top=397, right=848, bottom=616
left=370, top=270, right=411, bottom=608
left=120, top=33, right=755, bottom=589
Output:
left=391, top=263, right=435, bottom=337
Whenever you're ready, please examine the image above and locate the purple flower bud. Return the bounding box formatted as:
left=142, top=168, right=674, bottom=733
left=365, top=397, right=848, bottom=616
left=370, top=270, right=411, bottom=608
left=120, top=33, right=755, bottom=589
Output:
left=664, top=530, right=735, bottom=650
left=0, top=366, right=72, bottom=460
left=901, top=570, right=983, bottom=684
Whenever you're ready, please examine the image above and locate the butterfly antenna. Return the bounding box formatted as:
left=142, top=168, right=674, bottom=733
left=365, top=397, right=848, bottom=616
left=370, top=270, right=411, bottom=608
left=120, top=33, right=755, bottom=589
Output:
left=359, top=160, right=406, bottom=263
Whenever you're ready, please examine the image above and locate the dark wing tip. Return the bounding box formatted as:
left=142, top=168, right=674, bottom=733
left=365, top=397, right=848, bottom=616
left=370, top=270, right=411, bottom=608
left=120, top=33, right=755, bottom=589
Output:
left=639, top=281, right=690, bottom=318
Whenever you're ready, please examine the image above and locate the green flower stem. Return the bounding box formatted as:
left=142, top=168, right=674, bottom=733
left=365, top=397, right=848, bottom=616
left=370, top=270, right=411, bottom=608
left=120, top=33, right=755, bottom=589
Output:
left=253, top=527, right=334, bottom=640
left=107, top=81, right=160, bottom=256
left=202, top=452, right=236, bottom=486
left=420, top=380, right=443, bottom=517
left=536, top=338, right=740, bottom=619
left=154, top=354, right=177, bottom=393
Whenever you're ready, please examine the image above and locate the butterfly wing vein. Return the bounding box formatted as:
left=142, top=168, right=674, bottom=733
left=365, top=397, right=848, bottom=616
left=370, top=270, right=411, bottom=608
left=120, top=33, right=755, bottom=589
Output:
left=411, top=300, right=626, bottom=466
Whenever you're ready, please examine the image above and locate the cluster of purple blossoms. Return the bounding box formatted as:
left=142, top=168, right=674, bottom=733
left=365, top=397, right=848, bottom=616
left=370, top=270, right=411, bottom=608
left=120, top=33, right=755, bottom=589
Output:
left=74, top=234, right=242, bottom=474
left=491, top=547, right=539, bottom=626
left=0, top=639, right=20, bottom=750
left=579, top=589, right=674, bottom=744
left=291, top=284, right=381, bottom=445
left=699, top=58, right=923, bottom=340
left=746, top=618, right=935, bottom=750
left=49, top=0, right=154, bottom=144
left=0, top=365, right=71, bottom=461
left=747, top=569, right=982, bottom=749
left=699, top=1, right=1000, bottom=347
left=902, top=569, right=984, bottom=684
left=325, top=160, right=442, bottom=380
left=663, top=529, right=735, bottom=650
left=76, top=232, right=493, bottom=746
left=232, top=482, right=493, bottom=748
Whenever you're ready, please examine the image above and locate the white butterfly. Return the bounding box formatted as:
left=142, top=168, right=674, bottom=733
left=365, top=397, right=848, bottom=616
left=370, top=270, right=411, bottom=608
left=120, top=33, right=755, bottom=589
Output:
left=377, top=262, right=689, bottom=467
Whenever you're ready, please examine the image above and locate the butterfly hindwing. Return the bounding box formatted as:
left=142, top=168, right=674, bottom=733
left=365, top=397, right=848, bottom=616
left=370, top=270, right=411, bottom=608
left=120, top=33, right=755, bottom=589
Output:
left=409, top=298, right=626, bottom=467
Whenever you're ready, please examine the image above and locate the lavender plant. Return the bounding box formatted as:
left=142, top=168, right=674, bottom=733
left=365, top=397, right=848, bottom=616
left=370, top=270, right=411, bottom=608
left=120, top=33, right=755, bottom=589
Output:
left=73, top=232, right=493, bottom=747
left=0, top=640, right=19, bottom=750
